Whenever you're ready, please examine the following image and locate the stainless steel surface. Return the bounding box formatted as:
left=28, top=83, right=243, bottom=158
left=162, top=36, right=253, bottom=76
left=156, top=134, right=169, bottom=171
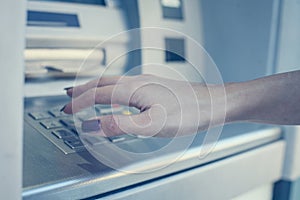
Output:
left=23, top=96, right=283, bottom=199
left=98, top=141, right=285, bottom=200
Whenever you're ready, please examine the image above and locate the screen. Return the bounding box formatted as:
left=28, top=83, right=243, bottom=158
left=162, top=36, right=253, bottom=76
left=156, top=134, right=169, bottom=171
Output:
left=29, top=0, right=106, bottom=6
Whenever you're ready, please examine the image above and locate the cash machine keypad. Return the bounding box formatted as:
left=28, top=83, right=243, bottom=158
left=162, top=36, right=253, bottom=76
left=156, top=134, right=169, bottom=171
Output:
left=26, top=105, right=136, bottom=154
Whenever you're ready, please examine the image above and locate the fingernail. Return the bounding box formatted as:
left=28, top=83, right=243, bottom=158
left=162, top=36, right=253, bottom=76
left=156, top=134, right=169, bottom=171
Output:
left=64, top=86, right=74, bottom=91
left=82, top=119, right=101, bottom=132
left=60, top=105, right=66, bottom=112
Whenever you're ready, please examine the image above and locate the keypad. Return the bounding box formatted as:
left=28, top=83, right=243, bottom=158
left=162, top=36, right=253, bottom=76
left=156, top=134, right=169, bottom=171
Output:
left=26, top=104, right=138, bottom=154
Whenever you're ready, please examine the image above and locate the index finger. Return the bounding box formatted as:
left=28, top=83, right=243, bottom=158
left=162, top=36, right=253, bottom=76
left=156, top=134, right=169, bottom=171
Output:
left=63, top=84, right=130, bottom=114
left=66, top=76, right=132, bottom=98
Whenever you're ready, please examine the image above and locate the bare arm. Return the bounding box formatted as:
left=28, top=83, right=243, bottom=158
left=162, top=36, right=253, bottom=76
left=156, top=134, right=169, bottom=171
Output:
left=62, top=70, right=300, bottom=137
left=226, top=70, right=300, bottom=125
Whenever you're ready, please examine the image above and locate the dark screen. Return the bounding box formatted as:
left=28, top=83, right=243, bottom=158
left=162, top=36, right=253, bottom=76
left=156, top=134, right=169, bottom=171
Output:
left=29, top=0, right=106, bottom=6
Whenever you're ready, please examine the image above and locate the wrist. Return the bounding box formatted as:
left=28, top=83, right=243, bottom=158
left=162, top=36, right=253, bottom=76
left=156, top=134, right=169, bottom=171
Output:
left=193, top=83, right=228, bottom=129
left=224, top=81, right=262, bottom=123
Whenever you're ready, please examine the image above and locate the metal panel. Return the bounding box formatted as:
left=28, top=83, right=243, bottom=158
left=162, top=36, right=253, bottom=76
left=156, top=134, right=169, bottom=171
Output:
left=26, top=1, right=129, bottom=48
left=200, top=0, right=277, bottom=82
left=0, top=0, right=26, bottom=199
left=99, top=142, right=285, bottom=200
left=276, top=0, right=300, bottom=73
left=22, top=97, right=283, bottom=199
left=281, top=126, right=300, bottom=180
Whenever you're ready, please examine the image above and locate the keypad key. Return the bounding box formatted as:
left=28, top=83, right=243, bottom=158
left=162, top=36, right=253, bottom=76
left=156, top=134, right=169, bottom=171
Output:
left=108, top=136, right=126, bottom=143
left=96, top=104, right=111, bottom=110
left=64, top=138, right=84, bottom=150
left=76, top=110, right=94, bottom=121
left=83, top=136, right=107, bottom=146
left=40, top=120, right=63, bottom=129
left=111, top=104, right=123, bottom=113
left=71, top=128, right=79, bottom=136
left=60, top=118, right=75, bottom=127
left=100, top=108, right=113, bottom=115
left=108, top=134, right=137, bottom=143
left=29, top=112, right=52, bottom=120
left=52, top=129, right=75, bottom=139
left=48, top=108, right=68, bottom=117
left=122, top=110, right=132, bottom=115
left=94, top=106, right=102, bottom=113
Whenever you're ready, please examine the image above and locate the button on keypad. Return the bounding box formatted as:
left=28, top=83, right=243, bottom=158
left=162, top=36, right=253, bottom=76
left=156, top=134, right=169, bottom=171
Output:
left=83, top=136, right=107, bottom=146
left=29, top=112, right=52, bottom=120
left=52, top=129, right=75, bottom=139
left=40, top=120, right=63, bottom=129
left=64, top=138, right=84, bottom=150
left=48, top=108, right=68, bottom=117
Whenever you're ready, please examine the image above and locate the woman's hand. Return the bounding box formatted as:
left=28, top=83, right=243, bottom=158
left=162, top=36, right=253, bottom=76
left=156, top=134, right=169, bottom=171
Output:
left=61, top=70, right=300, bottom=138
left=63, top=74, right=227, bottom=138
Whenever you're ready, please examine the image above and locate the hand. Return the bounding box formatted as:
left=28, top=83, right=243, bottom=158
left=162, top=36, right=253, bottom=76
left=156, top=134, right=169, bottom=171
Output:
left=63, top=74, right=227, bottom=138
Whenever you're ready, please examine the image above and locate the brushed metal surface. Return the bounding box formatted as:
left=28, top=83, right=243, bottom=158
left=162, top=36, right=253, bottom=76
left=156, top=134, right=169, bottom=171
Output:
left=23, top=96, right=282, bottom=199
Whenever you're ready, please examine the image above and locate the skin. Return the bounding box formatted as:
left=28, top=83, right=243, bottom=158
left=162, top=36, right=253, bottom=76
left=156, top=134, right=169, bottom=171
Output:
left=63, top=70, right=300, bottom=138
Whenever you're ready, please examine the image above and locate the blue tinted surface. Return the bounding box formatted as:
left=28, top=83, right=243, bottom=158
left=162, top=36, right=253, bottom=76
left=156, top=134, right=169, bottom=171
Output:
left=29, top=0, right=106, bottom=6
left=27, top=11, right=80, bottom=27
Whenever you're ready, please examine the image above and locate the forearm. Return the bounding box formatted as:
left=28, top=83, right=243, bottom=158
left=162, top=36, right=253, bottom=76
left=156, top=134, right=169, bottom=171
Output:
left=225, top=70, right=300, bottom=125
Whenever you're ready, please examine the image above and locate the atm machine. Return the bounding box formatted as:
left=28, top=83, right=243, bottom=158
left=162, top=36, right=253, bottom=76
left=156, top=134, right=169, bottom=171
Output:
left=21, top=0, right=285, bottom=199
left=272, top=0, right=300, bottom=199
